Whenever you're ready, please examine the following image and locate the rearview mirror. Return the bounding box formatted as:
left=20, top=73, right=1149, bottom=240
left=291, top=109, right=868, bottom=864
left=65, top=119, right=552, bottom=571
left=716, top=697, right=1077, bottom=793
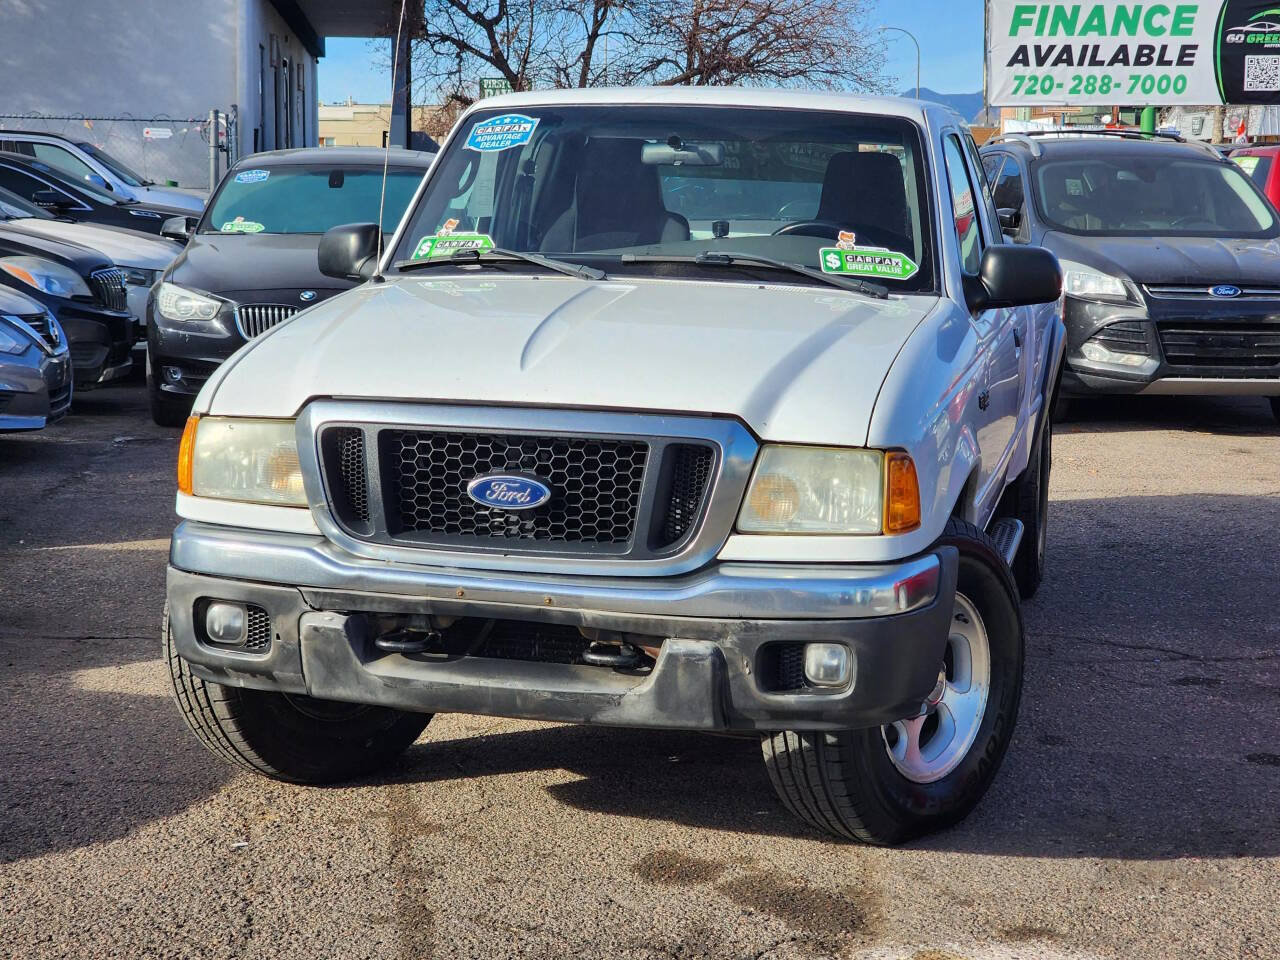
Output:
left=964, top=246, right=1061, bottom=312
left=31, top=188, right=69, bottom=212
left=160, top=216, right=197, bottom=243
left=319, top=222, right=381, bottom=281
left=640, top=141, right=725, bottom=166
left=997, top=207, right=1021, bottom=231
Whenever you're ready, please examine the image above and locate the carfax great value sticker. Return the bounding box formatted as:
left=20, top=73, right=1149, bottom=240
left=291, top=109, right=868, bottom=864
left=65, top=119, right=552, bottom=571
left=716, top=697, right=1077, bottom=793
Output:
left=819, top=246, right=919, bottom=281
left=465, top=114, right=539, bottom=152
left=411, top=233, right=495, bottom=260
left=987, top=1, right=1280, bottom=106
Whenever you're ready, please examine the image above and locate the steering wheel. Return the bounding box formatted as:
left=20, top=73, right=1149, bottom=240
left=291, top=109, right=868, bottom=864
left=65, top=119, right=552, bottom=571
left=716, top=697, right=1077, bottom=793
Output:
left=771, top=219, right=846, bottom=239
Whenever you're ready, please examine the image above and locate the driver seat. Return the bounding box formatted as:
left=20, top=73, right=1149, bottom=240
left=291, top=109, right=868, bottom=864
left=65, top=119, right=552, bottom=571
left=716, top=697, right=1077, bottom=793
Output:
left=816, top=151, right=912, bottom=251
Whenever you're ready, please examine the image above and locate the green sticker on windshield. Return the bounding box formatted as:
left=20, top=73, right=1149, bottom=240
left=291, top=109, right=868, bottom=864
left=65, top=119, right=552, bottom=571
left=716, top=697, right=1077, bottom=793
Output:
left=220, top=218, right=264, bottom=233
left=411, top=233, right=495, bottom=260
left=819, top=246, right=918, bottom=281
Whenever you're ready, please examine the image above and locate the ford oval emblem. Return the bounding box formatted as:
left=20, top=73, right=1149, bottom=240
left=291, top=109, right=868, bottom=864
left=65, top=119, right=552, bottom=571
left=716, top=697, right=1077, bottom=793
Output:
left=299, top=290, right=317, bottom=302
left=1210, top=284, right=1242, bottom=299
left=466, top=474, right=552, bottom=511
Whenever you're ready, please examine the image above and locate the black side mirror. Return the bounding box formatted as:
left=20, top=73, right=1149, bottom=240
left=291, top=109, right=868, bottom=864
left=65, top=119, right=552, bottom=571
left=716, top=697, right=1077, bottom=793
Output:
left=997, top=207, right=1022, bottom=231
left=32, top=188, right=69, bottom=212
left=965, top=246, right=1062, bottom=312
left=319, top=222, right=382, bottom=281
left=160, top=216, right=197, bottom=243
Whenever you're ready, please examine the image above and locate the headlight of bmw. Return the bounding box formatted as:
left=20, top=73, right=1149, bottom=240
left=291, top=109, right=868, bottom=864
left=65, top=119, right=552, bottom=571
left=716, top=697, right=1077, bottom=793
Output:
left=0, top=256, right=92, bottom=298
left=156, top=281, right=222, bottom=321
left=178, top=417, right=307, bottom=506
left=1059, top=259, right=1136, bottom=303
left=737, top=445, right=920, bottom=535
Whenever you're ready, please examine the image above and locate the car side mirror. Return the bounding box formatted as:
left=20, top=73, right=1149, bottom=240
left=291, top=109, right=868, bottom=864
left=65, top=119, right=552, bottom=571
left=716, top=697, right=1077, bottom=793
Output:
left=161, top=215, right=197, bottom=243
left=964, top=246, right=1062, bottom=312
left=31, top=188, right=69, bottom=212
left=319, top=222, right=382, bottom=281
left=997, top=207, right=1021, bottom=232
left=86, top=173, right=110, bottom=191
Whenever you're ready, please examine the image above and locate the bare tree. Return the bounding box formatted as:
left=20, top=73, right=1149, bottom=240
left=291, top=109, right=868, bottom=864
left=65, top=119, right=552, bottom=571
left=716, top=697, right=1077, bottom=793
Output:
left=399, top=0, right=886, bottom=107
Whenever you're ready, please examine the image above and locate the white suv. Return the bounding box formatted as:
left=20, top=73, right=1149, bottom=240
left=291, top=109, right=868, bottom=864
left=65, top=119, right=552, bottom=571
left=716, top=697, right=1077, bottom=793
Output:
left=163, top=89, right=1064, bottom=844
left=0, top=131, right=205, bottom=213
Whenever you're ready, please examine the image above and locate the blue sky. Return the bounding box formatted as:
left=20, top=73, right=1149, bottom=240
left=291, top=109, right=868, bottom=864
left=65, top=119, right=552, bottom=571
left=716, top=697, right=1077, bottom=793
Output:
left=316, top=1, right=984, bottom=104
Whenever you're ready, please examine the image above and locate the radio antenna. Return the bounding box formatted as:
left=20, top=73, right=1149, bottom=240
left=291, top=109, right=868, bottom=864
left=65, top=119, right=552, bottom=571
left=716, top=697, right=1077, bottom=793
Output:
left=373, top=0, right=410, bottom=283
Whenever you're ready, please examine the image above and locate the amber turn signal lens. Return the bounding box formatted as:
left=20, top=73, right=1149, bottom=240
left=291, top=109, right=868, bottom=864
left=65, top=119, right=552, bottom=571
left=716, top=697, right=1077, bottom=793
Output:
left=884, top=452, right=921, bottom=534
left=177, top=416, right=198, bottom=495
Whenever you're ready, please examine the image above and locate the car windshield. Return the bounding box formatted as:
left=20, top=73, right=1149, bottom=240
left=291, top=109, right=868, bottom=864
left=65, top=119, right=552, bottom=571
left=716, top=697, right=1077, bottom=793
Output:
left=392, top=105, right=935, bottom=292
left=1033, top=154, right=1279, bottom=237
left=76, top=142, right=149, bottom=186
left=202, top=165, right=426, bottom=235
left=0, top=185, right=51, bottom=220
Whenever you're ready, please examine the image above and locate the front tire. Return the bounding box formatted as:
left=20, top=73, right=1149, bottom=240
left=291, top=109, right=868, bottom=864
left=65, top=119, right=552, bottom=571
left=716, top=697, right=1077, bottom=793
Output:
left=164, top=607, right=431, bottom=783
left=761, top=519, right=1024, bottom=845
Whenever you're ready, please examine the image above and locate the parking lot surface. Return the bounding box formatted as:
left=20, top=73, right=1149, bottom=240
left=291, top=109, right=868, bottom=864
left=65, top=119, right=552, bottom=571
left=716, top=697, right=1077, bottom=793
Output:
left=1, top=384, right=1277, bottom=960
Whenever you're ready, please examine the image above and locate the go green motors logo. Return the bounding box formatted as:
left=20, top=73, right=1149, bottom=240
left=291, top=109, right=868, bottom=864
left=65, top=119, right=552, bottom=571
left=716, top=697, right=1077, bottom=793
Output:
left=1217, top=1, right=1280, bottom=101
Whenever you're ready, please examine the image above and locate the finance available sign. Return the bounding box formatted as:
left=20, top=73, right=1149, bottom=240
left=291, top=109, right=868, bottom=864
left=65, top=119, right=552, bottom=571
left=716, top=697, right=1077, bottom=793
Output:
left=987, top=1, right=1280, bottom=106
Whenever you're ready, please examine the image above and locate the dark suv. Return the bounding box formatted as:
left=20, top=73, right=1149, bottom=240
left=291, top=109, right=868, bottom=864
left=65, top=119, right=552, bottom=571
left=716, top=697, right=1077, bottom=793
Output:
left=980, top=132, right=1280, bottom=420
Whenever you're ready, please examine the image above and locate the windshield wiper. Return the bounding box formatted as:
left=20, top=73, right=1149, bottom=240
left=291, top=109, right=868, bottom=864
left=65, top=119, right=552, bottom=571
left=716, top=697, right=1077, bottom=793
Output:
left=395, top=247, right=605, bottom=281
left=620, top=251, right=888, bottom=299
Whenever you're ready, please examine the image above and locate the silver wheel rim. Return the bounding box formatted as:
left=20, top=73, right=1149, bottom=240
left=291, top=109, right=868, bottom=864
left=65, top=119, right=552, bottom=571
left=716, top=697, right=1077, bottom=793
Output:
left=882, top=592, right=991, bottom=784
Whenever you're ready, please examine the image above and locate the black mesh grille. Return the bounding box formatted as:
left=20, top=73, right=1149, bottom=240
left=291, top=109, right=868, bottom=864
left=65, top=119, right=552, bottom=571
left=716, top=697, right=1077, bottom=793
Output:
left=89, top=268, right=127, bottom=311
left=661, top=445, right=715, bottom=545
left=337, top=429, right=370, bottom=523
left=384, top=430, right=648, bottom=544
left=759, top=643, right=808, bottom=692
left=244, top=605, right=271, bottom=651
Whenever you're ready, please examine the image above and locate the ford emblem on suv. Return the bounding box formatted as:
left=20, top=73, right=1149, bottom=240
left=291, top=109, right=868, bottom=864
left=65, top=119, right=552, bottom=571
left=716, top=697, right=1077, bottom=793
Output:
left=1210, top=284, right=1242, bottom=299
left=466, top=474, right=552, bottom=510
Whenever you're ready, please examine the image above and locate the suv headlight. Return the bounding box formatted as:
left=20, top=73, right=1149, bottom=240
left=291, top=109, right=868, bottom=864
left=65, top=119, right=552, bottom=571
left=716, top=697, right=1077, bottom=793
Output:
left=1059, top=259, right=1136, bottom=303
left=178, top=417, right=307, bottom=506
left=737, top=446, right=920, bottom=535
left=0, top=256, right=91, bottom=298
left=156, top=281, right=221, bottom=321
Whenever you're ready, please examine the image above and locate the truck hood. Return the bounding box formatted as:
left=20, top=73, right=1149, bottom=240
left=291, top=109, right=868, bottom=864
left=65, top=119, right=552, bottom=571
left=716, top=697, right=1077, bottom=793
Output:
left=1047, top=231, right=1280, bottom=286
left=8, top=217, right=181, bottom=270
left=206, top=275, right=935, bottom=447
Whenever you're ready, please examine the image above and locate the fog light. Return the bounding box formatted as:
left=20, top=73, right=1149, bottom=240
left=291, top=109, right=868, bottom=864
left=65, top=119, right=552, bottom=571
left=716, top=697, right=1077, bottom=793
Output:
left=205, top=601, right=247, bottom=645
left=804, top=642, right=852, bottom=688
left=163, top=365, right=183, bottom=383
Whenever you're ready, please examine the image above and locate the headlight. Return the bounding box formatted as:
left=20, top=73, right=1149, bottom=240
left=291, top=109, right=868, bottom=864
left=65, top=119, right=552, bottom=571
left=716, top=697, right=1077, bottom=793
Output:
left=123, top=267, right=159, bottom=287
left=156, top=281, right=221, bottom=321
left=178, top=417, right=307, bottom=506
left=1059, top=260, right=1134, bottom=303
left=737, top=446, right=920, bottom=535
left=0, top=319, right=32, bottom=355
left=0, top=256, right=92, bottom=298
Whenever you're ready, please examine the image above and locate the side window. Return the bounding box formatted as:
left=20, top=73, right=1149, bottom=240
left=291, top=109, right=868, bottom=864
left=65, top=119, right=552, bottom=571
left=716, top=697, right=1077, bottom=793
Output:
left=31, top=143, right=98, bottom=183
left=0, top=139, right=36, bottom=158
left=942, top=135, right=983, bottom=275
left=981, top=154, right=1004, bottom=186
left=0, top=164, right=43, bottom=202
left=992, top=158, right=1026, bottom=214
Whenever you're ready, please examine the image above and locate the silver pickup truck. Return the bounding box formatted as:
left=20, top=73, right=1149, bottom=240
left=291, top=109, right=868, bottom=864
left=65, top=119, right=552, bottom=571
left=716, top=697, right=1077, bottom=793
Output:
left=164, top=89, right=1064, bottom=845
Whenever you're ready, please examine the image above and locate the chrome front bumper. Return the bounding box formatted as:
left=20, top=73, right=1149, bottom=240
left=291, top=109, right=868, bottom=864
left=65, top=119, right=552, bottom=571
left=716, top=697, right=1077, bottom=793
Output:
left=167, top=521, right=959, bottom=732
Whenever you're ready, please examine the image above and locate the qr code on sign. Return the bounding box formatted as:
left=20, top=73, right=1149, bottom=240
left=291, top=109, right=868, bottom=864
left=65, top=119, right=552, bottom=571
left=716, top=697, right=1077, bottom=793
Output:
left=1245, top=56, right=1280, bottom=92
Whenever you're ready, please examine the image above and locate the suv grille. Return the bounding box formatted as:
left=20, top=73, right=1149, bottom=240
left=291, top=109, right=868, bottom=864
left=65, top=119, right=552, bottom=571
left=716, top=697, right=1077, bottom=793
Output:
left=236, top=304, right=298, bottom=339
left=1146, top=284, right=1280, bottom=301
left=89, top=268, right=127, bottom=311
left=16, top=312, right=60, bottom=350
left=1157, top=322, right=1280, bottom=370
left=385, top=430, right=649, bottom=544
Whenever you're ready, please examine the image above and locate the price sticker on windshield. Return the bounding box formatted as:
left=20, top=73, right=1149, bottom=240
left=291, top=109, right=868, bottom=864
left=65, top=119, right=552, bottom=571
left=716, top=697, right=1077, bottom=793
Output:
left=819, top=246, right=919, bottom=281
left=411, top=233, right=495, bottom=260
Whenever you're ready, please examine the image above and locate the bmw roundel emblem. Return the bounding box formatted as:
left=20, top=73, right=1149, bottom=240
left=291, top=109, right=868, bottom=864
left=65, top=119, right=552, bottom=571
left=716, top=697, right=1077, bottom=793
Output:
left=466, top=474, right=552, bottom=511
left=299, top=289, right=317, bottom=302
left=1210, top=284, right=1242, bottom=299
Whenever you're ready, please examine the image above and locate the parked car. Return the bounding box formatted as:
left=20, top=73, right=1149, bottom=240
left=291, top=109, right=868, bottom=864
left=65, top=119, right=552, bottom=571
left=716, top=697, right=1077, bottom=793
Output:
left=0, top=223, right=132, bottom=388
left=0, top=153, right=190, bottom=236
left=162, top=90, right=1064, bottom=845
left=0, top=130, right=205, bottom=213
left=1229, top=144, right=1280, bottom=209
left=982, top=131, right=1280, bottom=420
left=0, top=285, right=72, bottom=430
left=0, top=186, right=180, bottom=341
left=146, top=146, right=435, bottom=425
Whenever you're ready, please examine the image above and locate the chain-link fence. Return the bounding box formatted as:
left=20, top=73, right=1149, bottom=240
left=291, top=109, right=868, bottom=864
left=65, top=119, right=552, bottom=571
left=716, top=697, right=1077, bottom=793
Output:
left=0, top=109, right=241, bottom=192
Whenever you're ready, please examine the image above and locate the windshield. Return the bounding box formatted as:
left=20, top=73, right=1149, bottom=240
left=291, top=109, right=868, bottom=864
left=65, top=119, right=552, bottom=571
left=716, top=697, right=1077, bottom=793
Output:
left=202, top=165, right=426, bottom=235
left=0, top=185, right=51, bottom=220
left=1033, top=155, right=1279, bottom=237
left=76, top=142, right=148, bottom=186
left=392, top=105, right=935, bottom=292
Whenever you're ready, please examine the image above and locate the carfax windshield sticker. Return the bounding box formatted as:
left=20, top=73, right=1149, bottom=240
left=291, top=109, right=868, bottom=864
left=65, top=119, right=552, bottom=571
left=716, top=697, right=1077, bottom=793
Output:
left=411, top=233, right=495, bottom=260
left=465, top=114, right=539, bottom=152
left=234, top=169, right=270, bottom=184
left=220, top=217, right=265, bottom=233
left=820, top=246, right=919, bottom=281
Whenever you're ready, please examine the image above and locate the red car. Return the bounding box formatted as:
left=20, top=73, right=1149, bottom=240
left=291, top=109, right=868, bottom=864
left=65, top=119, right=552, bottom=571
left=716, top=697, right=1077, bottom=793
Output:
left=1231, top=145, right=1280, bottom=208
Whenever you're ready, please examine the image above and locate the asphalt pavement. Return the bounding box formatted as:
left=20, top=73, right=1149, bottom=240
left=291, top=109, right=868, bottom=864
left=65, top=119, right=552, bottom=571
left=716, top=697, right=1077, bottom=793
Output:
left=1, top=384, right=1277, bottom=960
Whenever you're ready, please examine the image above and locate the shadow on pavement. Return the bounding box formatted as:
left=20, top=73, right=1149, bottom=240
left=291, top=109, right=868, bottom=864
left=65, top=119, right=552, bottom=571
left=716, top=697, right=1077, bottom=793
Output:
left=1057, top=393, right=1277, bottom=436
